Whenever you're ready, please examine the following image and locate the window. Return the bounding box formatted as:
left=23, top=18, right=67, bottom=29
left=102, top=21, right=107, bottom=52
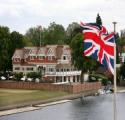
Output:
left=63, top=56, right=66, bottom=60
left=26, top=67, right=33, bottom=71
left=49, top=68, right=54, bottom=72
left=67, top=69, right=69, bottom=71
left=15, top=67, right=20, bottom=70
left=30, top=56, right=33, bottom=60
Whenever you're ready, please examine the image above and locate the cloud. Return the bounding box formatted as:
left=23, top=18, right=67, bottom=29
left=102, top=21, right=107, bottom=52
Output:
left=0, top=0, right=124, bottom=34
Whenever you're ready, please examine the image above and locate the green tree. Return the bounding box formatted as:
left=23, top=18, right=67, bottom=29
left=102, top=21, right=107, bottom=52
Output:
left=66, top=22, right=80, bottom=44
left=45, top=22, right=66, bottom=45
left=0, top=26, right=10, bottom=71
left=27, top=72, right=41, bottom=82
left=10, top=31, right=24, bottom=50
left=70, top=33, right=98, bottom=83
left=115, top=33, right=120, bottom=64
left=118, top=29, right=125, bottom=52
left=120, top=62, right=125, bottom=79
left=25, top=26, right=43, bottom=46
left=0, top=26, right=25, bottom=71
left=25, top=23, right=66, bottom=45
left=96, top=13, right=102, bottom=25
left=14, top=72, right=23, bottom=81
left=23, top=36, right=33, bottom=46
left=8, top=31, right=25, bottom=69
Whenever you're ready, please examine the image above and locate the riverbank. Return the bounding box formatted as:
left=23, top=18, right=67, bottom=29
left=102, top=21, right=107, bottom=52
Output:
left=0, top=86, right=125, bottom=117
left=0, top=99, right=72, bottom=116
left=0, top=93, right=88, bottom=116
left=0, top=88, right=99, bottom=116
left=0, top=89, right=70, bottom=111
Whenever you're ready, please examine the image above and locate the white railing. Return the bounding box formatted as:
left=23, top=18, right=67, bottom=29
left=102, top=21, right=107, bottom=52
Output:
left=45, top=71, right=81, bottom=76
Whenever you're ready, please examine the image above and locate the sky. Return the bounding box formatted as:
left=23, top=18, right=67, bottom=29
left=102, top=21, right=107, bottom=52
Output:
left=0, top=0, right=124, bottom=34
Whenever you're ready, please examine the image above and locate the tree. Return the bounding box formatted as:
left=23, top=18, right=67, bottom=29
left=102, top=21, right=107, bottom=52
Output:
left=14, top=72, right=23, bottom=81
left=118, top=29, right=125, bottom=52
left=66, top=22, right=80, bottom=44
left=10, top=31, right=24, bottom=50
left=8, top=31, right=25, bottom=70
left=96, top=13, right=102, bottom=25
left=45, top=22, right=66, bottom=45
left=70, top=33, right=98, bottom=83
left=120, top=62, right=125, bottom=79
left=0, top=26, right=25, bottom=71
left=25, top=26, right=43, bottom=46
left=115, top=33, right=120, bottom=64
left=25, top=23, right=66, bottom=45
left=0, top=26, right=11, bottom=71
left=27, top=72, right=41, bottom=82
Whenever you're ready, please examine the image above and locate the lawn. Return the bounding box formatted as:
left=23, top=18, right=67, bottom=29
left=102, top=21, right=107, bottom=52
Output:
left=0, top=89, right=69, bottom=108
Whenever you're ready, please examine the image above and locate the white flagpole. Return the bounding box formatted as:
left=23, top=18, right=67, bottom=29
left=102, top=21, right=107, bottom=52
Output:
left=113, top=21, right=117, bottom=120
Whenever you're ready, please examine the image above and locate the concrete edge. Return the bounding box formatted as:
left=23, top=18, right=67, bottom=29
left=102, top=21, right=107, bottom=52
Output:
left=0, top=89, right=99, bottom=116
left=0, top=100, right=72, bottom=117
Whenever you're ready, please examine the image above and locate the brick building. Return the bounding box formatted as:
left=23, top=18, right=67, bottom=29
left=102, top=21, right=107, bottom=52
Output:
left=12, top=45, right=81, bottom=83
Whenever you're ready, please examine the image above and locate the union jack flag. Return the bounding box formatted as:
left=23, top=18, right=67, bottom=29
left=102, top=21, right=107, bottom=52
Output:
left=80, top=22, right=115, bottom=75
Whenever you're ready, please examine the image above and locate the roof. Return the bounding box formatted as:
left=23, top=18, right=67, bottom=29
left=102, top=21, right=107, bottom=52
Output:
left=12, top=49, right=24, bottom=59
left=13, top=45, right=71, bottom=60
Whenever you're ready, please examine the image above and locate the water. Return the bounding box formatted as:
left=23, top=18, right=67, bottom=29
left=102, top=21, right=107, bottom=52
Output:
left=0, top=93, right=125, bottom=120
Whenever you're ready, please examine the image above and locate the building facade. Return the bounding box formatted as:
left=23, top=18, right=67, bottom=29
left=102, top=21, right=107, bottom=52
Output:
left=12, top=45, right=81, bottom=83
left=118, top=45, right=125, bottom=63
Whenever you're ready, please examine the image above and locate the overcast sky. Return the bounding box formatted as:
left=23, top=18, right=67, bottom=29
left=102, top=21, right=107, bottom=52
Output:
left=0, top=0, right=124, bottom=34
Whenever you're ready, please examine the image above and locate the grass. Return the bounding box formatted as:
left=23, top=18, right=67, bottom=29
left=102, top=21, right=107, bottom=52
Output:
left=0, top=89, right=70, bottom=108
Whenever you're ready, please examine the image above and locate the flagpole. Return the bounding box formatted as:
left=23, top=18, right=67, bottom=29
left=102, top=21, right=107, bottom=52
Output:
left=113, top=21, right=117, bottom=120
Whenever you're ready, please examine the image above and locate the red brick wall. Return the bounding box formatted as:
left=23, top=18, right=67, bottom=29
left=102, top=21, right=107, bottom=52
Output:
left=0, top=81, right=101, bottom=93
left=72, top=82, right=101, bottom=93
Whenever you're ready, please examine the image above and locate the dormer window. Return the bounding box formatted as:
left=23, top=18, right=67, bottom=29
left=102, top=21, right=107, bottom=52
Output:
left=14, top=58, right=20, bottom=62
left=47, top=48, right=55, bottom=61
left=48, top=56, right=53, bottom=60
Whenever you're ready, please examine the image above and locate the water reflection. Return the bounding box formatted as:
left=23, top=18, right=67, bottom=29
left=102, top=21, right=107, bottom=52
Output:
left=0, top=93, right=125, bottom=120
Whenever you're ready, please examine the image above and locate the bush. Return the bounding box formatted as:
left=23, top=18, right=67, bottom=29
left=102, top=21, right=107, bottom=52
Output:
left=27, top=72, right=41, bottom=81
left=14, top=72, right=23, bottom=81
left=101, top=78, right=108, bottom=86
left=89, top=73, right=109, bottom=85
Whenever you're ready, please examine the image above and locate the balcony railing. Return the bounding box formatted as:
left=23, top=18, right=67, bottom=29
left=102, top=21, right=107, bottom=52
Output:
left=45, top=71, right=81, bottom=76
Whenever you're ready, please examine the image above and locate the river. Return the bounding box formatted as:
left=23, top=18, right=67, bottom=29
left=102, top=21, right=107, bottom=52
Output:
left=0, top=93, right=125, bottom=120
